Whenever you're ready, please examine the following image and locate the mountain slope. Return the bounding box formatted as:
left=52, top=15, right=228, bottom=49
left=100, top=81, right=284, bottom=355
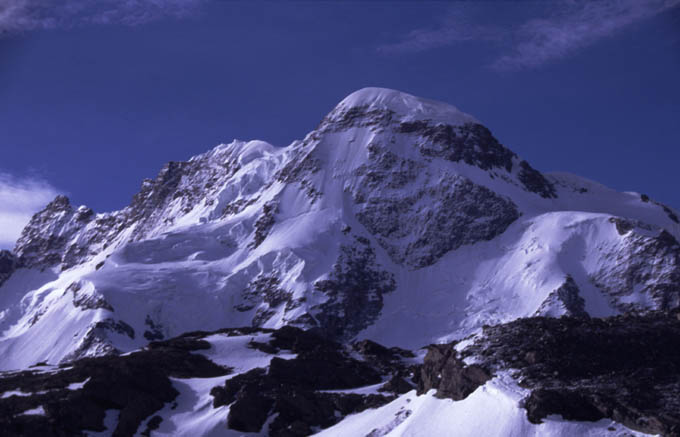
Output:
left=1, top=87, right=679, bottom=371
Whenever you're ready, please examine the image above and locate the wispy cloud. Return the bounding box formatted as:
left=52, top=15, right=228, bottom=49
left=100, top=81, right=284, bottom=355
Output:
left=0, top=173, right=61, bottom=250
left=379, top=0, right=680, bottom=71
left=0, top=0, right=204, bottom=36
left=495, top=0, right=680, bottom=70
left=378, top=10, right=501, bottom=54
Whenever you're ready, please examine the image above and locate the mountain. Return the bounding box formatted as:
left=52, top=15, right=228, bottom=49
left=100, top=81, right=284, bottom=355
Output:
left=1, top=87, right=679, bottom=436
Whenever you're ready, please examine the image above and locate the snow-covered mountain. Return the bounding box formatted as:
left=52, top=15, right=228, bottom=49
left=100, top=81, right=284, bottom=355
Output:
left=1, top=87, right=679, bottom=436
left=2, top=87, right=679, bottom=370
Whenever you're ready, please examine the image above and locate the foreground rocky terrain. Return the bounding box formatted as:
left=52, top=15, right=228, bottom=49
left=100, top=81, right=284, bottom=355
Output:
left=1, top=312, right=678, bottom=436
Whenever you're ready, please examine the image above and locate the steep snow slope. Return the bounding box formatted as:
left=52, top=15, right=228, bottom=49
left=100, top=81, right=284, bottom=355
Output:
left=1, top=87, right=679, bottom=369
left=315, top=375, right=653, bottom=437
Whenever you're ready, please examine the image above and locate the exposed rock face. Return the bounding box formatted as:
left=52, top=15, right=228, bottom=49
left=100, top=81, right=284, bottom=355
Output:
left=0, top=334, right=230, bottom=437
left=417, top=344, right=491, bottom=400
left=124, top=153, right=241, bottom=241
left=0, top=326, right=416, bottom=437
left=460, top=312, right=680, bottom=437
left=407, top=121, right=516, bottom=173
left=313, top=236, right=396, bottom=340
left=211, top=326, right=409, bottom=436
left=593, top=218, right=680, bottom=311
left=319, top=99, right=555, bottom=200
left=68, top=281, right=114, bottom=312
left=14, top=196, right=88, bottom=269
left=62, top=318, right=137, bottom=363
left=275, top=146, right=323, bottom=202
left=353, top=165, right=520, bottom=268
left=536, top=275, right=588, bottom=318
left=0, top=250, right=21, bottom=287
left=517, top=160, right=557, bottom=199
left=318, top=104, right=396, bottom=133
left=13, top=146, right=245, bottom=270
left=250, top=200, right=279, bottom=248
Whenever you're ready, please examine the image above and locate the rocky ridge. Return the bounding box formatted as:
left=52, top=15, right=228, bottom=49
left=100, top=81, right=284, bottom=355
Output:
left=1, top=313, right=679, bottom=436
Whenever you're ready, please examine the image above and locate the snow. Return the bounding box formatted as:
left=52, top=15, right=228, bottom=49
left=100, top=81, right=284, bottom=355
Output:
left=336, top=87, right=479, bottom=126
left=20, top=405, right=46, bottom=416
left=196, top=332, right=296, bottom=373
left=319, top=381, right=386, bottom=396
left=138, top=331, right=297, bottom=437
left=85, top=409, right=119, bottom=437
left=358, top=211, right=628, bottom=348
left=314, top=373, right=656, bottom=437
left=0, top=377, right=88, bottom=400
left=137, top=376, right=237, bottom=437
left=67, top=377, right=90, bottom=390
left=1, top=389, right=33, bottom=398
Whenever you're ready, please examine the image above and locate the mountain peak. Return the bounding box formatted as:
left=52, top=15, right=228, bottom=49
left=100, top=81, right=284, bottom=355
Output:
left=334, top=87, right=478, bottom=125
left=47, top=194, right=72, bottom=211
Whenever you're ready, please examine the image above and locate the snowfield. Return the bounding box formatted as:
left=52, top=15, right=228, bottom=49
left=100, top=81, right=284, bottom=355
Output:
left=315, top=374, right=655, bottom=437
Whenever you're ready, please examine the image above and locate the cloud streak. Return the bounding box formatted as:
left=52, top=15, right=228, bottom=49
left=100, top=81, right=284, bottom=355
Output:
left=495, top=0, right=680, bottom=71
left=380, top=0, right=680, bottom=71
left=0, top=173, right=61, bottom=250
left=0, top=0, right=204, bottom=36
left=378, top=11, right=501, bottom=54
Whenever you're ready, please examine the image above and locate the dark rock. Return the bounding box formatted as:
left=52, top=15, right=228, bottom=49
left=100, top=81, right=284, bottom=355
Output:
left=594, top=218, right=680, bottom=312
left=354, top=171, right=520, bottom=268
left=14, top=195, right=75, bottom=268
left=661, top=204, right=680, bottom=224
left=211, top=326, right=400, bottom=436
left=0, top=250, right=21, bottom=288
left=319, top=105, right=394, bottom=133
left=610, top=217, right=635, bottom=235
left=517, top=160, right=557, bottom=199
left=313, top=237, right=396, bottom=341
left=418, top=344, right=491, bottom=400
left=525, top=389, right=605, bottom=423
left=414, top=122, right=515, bottom=173
left=140, top=415, right=163, bottom=437
left=536, top=275, right=588, bottom=318
left=0, top=332, right=230, bottom=437
left=352, top=339, right=415, bottom=376
left=238, top=273, right=293, bottom=326
left=68, top=282, right=114, bottom=312
left=462, top=312, right=680, bottom=436
left=250, top=201, right=279, bottom=249
left=143, top=315, right=164, bottom=341
left=379, top=375, right=414, bottom=394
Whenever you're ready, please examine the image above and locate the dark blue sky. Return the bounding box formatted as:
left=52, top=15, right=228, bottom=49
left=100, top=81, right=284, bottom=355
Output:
left=1, top=1, right=679, bottom=223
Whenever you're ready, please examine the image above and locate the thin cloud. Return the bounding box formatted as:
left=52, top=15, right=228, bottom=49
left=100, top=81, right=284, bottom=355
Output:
left=0, top=173, right=61, bottom=250
left=0, top=0, right=204, bottom=36
left=379, top=0, right=680, bottom=71
left=378, top=12, right=501, bottom=54
left=495, top=0, right=680, bottom=71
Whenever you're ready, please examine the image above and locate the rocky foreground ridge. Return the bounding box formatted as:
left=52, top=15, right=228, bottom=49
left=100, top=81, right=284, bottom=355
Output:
left=1, top=311, right=678, bottom=436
